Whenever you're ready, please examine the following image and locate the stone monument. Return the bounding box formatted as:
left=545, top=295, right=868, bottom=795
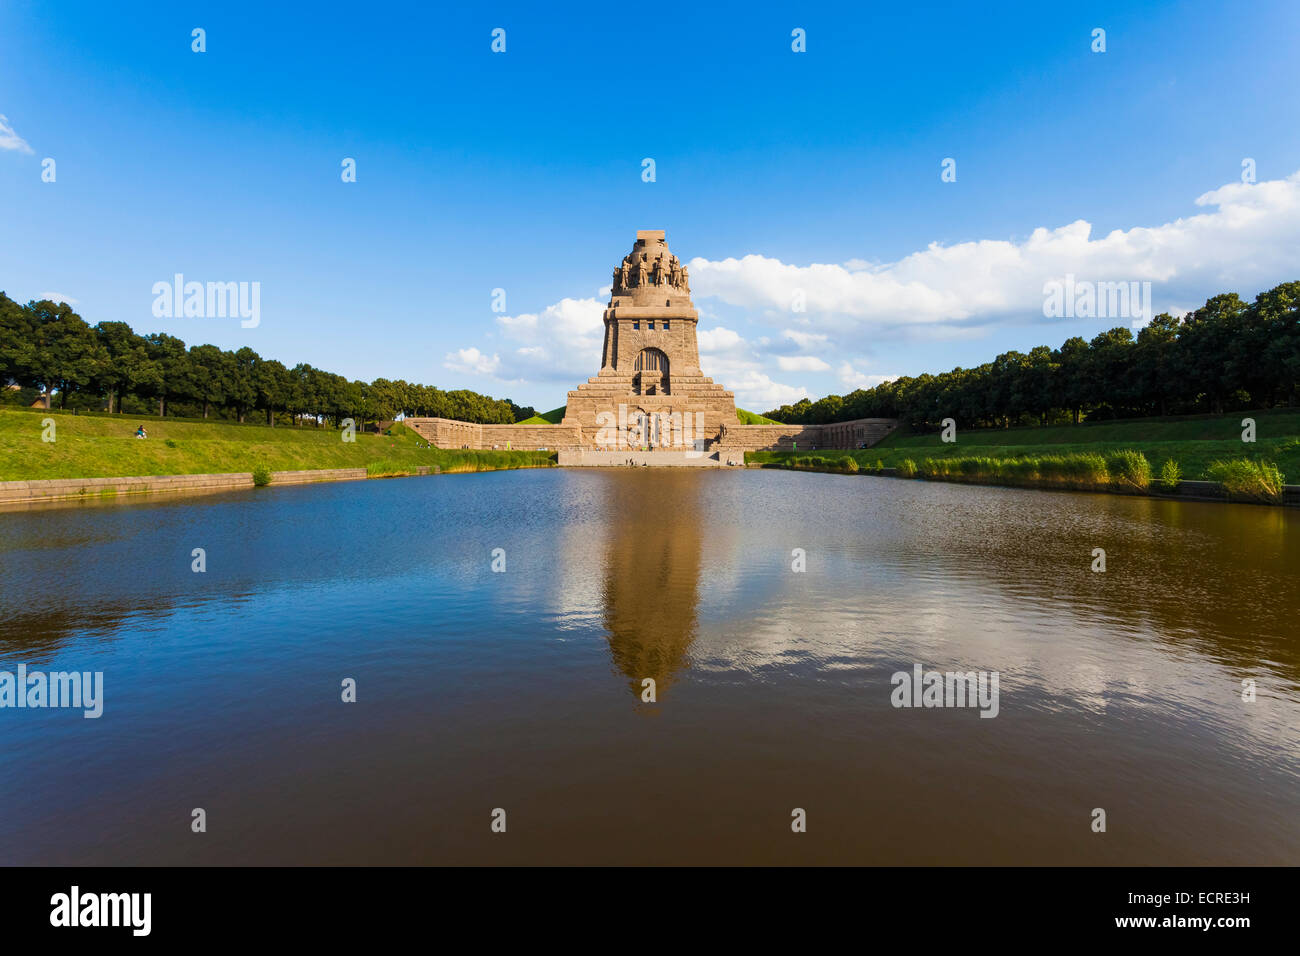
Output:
left=560, top=230, right=739, bottom=451
left=401, top=230, right=898, bottom=460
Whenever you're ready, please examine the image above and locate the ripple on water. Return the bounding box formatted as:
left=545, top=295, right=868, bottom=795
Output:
left=0, top=469, right=1296, bottom=864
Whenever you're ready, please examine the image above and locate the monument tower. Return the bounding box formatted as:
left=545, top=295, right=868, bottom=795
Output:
left=562, top=230, right=738, bottom=449
left=402, top=229, right=897, bottom=458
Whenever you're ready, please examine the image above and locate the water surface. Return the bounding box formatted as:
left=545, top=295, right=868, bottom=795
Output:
left=1, top=469, right=1296, bottom=864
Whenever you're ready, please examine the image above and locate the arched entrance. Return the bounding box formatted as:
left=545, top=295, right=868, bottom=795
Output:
left=634, top=348, right=668, bottom=372
left=634, top=348, right=669, bottom=395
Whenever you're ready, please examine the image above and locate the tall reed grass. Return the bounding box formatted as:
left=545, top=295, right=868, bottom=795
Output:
left=1206, top=459, right=1285, bottom=502
left=918, top=452, right=1114, bottom=490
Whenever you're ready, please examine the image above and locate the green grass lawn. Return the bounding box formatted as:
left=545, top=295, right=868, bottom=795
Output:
left=515, top=405, right=567, bottom=425
left=0, top=407, right=554, bottom=481
left=11, top=403, right=1294, bottom=486
left=748, top=408, right=1300, bottom=482
left=736, top=407, right=781, bottom=425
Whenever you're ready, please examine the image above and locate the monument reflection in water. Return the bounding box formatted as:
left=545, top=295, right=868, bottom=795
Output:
left=599, top=471, right=703, bottom=698
left=1, top=468, right=1298, bottom=866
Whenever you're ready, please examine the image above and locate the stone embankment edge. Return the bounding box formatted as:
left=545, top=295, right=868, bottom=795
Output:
left=0, top=467, right=384, bottom=505
left=751, top=463, right=1300, bottom=507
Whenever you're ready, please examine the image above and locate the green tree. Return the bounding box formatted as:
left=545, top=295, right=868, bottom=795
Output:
left=1055, top=336, right=1090, bottom=424
left=1179, top=293, right=1247, bottom=414
left=1134, top=313, right=1182, bottom=416
left=0, top=292, right=36, bottom=390
left=141, top=333, right=189, bottom=417
left=229, top=346, right=261, bottom=423
left=93, top=321, right=150, bottom=414
left=188, top=344, right=233, bottom=418
left=1253, top=282, right=1300, bottom=406
left=26, top=300, right=105, bottom=408
left=256, top=359, right=290, bottom=426
left=1086, top=327, right=1136, bottom=418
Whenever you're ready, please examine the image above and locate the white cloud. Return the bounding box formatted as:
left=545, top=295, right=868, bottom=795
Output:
left=697, top=326, right=745, bottom=353
left=447, top=171, right=1300, bottom=399
left=0, top=115, right=33, bottom=154
left=453, top=296, right=813, bottom=409
left=777, top=355, right=831, bottom=372
left=689, top=171, right=1300, bottom=343
left=838, top=362, right=896, bottom=390
left=701, top=353, right=810, bottom=409
left=496, top=312, right=538, bottom=332
left=725, top=370, right=811, bottom=410
left=521, top=297, right=604, bottom=344
left=782, top=329, right=829, bottom=350
left=689, top=342, right=808, bottom=409
left=457, top=297, right=607, bottom=385
left=443, top=347, right=501, bottom=375
left=38, top=291, right=78, bottom=305
left=458, top=302, right=818, bottom=409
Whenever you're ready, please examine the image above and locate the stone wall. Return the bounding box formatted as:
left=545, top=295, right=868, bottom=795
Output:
left=561, top=383, right=739, bottom=448
left=405, top=414, right=898, bottom=453
left=558, top=448, right=740, bottom=467
left=403, top=417, right=484, bottom=448
left=0, top=467, right=371, bottom=505
left=403, top=418, right=582, bottom=451
left=480, top=423, right=582, bottom=450
left=269, top=468, right=367, bottom=485
left=809, top=417, right=899, bottom=450
left=719, top=423, right=823, bottom=452
left=720, top=417, right=899, bottom=452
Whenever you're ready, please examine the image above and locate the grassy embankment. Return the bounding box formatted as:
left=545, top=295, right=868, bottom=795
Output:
left=516, top=406, right=566, bottom=425
left=747, top=409, right=1300, bottom=503
left=0, top=407, right=555, bottom=482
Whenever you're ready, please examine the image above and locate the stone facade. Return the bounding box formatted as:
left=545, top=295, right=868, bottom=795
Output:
left=560, top=230, right=739, bottom=451
left=407, top=417, right=582, bottom=450
left=717, top=419, right=897, bottom=453
left=404, top=230, right=898, bottom=458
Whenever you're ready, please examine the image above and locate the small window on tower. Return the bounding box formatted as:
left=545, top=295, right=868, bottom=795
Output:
left=648, top=322, right=655, bottom=330
left=633, top=322, right=640, bottom=329
left=663, top=321, right=670, bottom=329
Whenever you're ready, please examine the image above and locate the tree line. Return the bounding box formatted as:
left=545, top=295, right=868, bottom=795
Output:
left=763, top=282, right=1300, bottom=429
left=0, top=293, right=534, bottom=426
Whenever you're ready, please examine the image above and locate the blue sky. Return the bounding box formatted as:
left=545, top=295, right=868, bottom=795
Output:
left=2, top=0, right=1298, bottom=411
